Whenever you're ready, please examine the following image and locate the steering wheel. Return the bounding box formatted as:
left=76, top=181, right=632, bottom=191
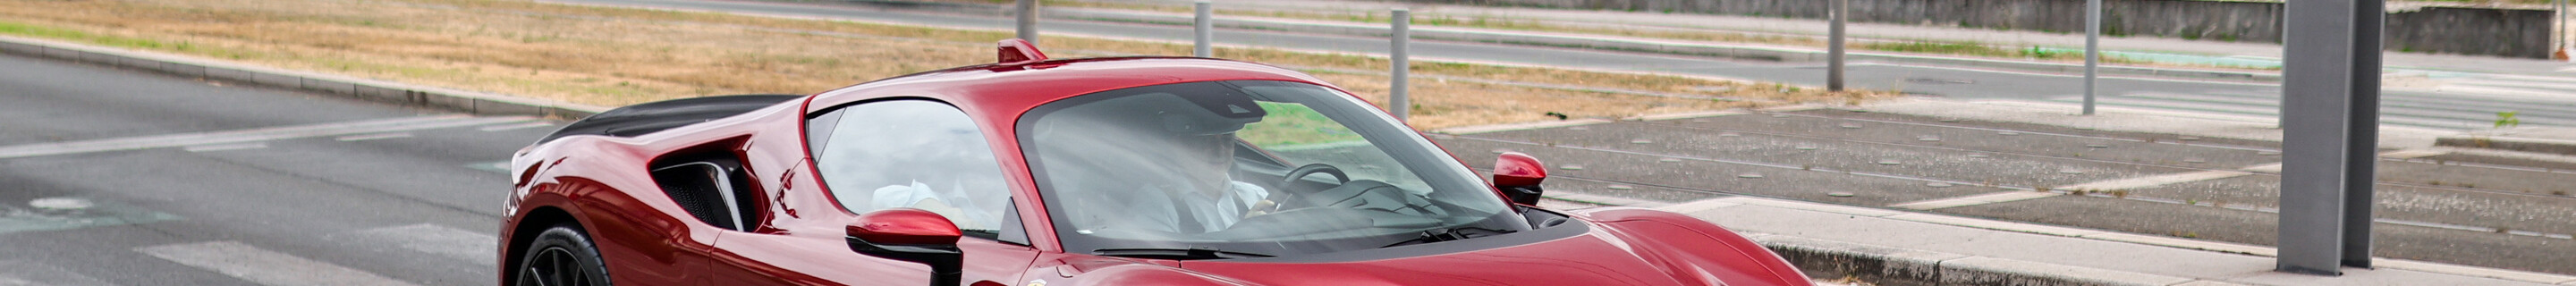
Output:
left=1282, top=164, right=1349, bottom=186
left=1295, top=180, right=1445, bottom=217
left=1275, top=164, right=1442, bottom=217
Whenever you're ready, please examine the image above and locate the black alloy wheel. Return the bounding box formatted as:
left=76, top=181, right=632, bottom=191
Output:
left=516, top=225, right=612, bottom=286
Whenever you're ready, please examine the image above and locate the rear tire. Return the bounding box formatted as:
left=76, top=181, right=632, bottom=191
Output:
left=515, top=224, right=613, bottom=286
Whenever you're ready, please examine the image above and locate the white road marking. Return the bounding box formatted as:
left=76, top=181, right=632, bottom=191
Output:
left=1624, top=110, right=1746, bottom=122
left=2378, top=149, right=2449, bottom=159
left=1885, top=191, right=2063, bottom=210
left=2242, top=150, right=2442, bottom=174
left=333, top=132, right=414, bottom=141
left=182, top=142, right=267, bottom=152
left=1711, top=197, right=1907, bottom=217
left=2239, top=163, right=2284, bottom=173
left=1431, top=118, right=1613, bottom=134
left=0, top=260, right=117, bottom=286
left=2448, top=78, right=2576, bottom=93
left=2053, top=170, right=2252, bottom=191
left=1903, top=149, right=2448, bottom=210
left=463, top=161, right=513, bottom=173
left=1535, top=198, right=1603, bottom=210
left=135, top=241, right=422, bottom=286
left=1541, top=193, right=1671, bottom=207
left=2432, top=85, right=2576, bottom=99
left=1655, top=198, right=1743, bottom=214
left=331, top=223, right=499, bottom=266
left=28, top=198, right=93, bottom=210
left=477, top=122, right=554, bottom=131
left=1753, top=104, right=1829, bottom=113
left=0, top=115, right=531, bottom=159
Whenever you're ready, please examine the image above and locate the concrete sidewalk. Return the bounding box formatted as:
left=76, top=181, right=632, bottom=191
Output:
left=1651, top=197, right=2573, bottom=285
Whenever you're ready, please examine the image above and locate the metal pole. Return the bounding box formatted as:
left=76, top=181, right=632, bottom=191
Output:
left=1391, top=8, right=1411, bottom=122
left=2278, top=0, right=2379, bottom=275
left=1195, top=1, right=1214, bottom=57
left=2083, top=0, right=2100, bottom=115
left=2561, top=0, right=2569, bottom=59
left=1827, top=0, right=1846, bottom=92
left=2342, top=0, right=2384, bottom=270
left=1016, top=0, right=1038, bottom=45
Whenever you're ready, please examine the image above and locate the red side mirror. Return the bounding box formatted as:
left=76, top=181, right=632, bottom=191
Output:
left=1494, top=152, right=1547, bottom=206
left=1495, top=152, right=1547, bottom=187
left=848, top=208, right=964, bottom=245
left=848, top=208, right=964, bottom=286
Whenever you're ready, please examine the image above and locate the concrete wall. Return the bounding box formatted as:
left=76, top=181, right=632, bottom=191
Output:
left=2387, top=6, right=2553, bottom=58
left=1406, top=0, right=2555, bottom=58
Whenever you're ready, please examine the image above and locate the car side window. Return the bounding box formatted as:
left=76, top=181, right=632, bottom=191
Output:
left=810, top=99, right=1021, bottom=242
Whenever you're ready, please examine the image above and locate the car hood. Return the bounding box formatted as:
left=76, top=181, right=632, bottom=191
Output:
left=1172, top=218, right=1806, bottom=286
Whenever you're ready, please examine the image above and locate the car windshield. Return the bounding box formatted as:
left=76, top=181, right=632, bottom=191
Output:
left=1019, top=80, right=1529, bottom=258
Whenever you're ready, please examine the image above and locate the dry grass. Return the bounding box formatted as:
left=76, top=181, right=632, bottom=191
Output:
left=0, top=0, right=1880, bottom=130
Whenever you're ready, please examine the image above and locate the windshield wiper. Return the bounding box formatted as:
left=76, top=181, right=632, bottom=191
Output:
left=1380, top=226, right=1516, bottom=248
left=1091, top=247, right=1275, bottom=260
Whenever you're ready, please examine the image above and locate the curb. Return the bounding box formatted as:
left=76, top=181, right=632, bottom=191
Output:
left=1750, top=234, right=2209, bottom=286
left=0, top=35, right=611, bottom=120
left=1655, top=197, right=2576, bottom=285
left=2435, top=135, right=2576, bottom=156
left=822, top=0, right=2278, bottom=82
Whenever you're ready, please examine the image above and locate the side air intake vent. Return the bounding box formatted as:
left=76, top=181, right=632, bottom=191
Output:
left=648, top=150, right=762, bottom=231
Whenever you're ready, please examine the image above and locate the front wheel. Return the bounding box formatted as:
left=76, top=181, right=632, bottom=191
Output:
left=515, top=224, right=612, bottom=286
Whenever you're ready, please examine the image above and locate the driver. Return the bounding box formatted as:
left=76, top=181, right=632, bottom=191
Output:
left=1128, top=92, right=1275, bottom=233
left=1040, top=91, right=1277, bottom=234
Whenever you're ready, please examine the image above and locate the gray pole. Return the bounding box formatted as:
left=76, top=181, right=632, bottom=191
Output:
left=2278, top=0, right=2380, bottom=275
left=2083, top=0, right=2100, bottom=115
left=1016, top=0, right=1038, bottom=45
left=2342, top=0, right=2384, bottom=270
left=1391, top=8, right=1411, bottom=122
left=1827, top=0, right=1846, bottom=92
left=1195, top=1, right=1214, bottom=57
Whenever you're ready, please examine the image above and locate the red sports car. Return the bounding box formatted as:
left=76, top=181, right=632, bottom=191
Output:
left=499, top=39, right=1810, bottom=286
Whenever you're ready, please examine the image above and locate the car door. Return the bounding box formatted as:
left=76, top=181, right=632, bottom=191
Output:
left=706, top=99, right=1041, bottom=285
left=595, top=153, right=768, bottom=285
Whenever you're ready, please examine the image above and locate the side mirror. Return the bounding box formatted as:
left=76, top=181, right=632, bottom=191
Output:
left=849, top=208, right=964, bottom=286
left=1494, top=152, right=1547, bottom=206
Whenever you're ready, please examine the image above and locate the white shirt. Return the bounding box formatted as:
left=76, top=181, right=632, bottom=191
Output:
left=1135, top=181, right=1269, bottom=233
left=868, top=180, right=996, bottom=231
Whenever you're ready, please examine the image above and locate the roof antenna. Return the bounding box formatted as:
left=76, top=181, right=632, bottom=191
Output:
left=997, top=38, right=1048, bottom=65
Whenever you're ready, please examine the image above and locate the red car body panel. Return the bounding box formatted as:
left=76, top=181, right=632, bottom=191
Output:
left=500, top=52, right=1810, bottom=285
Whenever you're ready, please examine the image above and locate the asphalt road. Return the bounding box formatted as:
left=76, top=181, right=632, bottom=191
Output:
left=6, top=0, right=2573, bottom=282
left=0, top=53, right=1867, bottom=285
left=552, top=0, right=2576, bottom=130
left=1433, top=109, right=2576, bottom=274
left=0, top=55, right=547, bottom=285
